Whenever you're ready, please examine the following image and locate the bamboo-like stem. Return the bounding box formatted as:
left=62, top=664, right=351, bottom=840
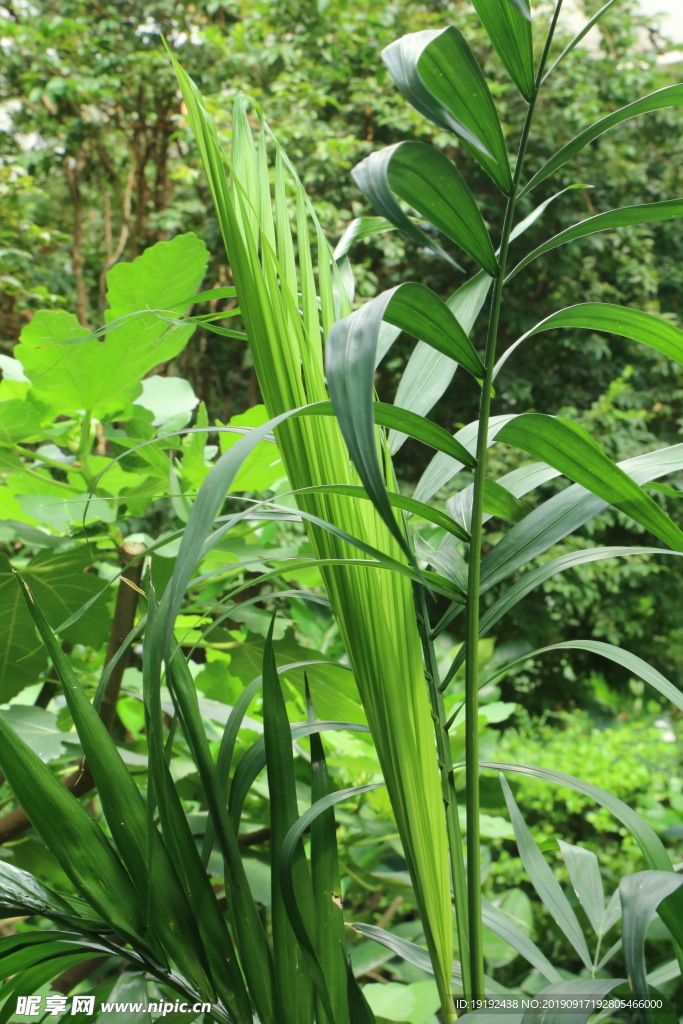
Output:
left=464, top=1, right=565, bottom=1000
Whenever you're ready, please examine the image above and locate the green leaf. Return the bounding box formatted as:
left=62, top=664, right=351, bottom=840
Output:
left=326, top=284, right=482, bottom=548
left=349, top=922, right=507, bottom=992
left=495, top=414, right=683, bottom=551
left=307, top=692, right=352, bottom=1024
left=0, top=706, right=67, bottom=763
left=496, top=303, right=683, bottom=378
left=508, top=200, right=683, bottom=281
left=488, top=639, right=683, bottom=713
left=96, top=972, right=152, bottom=1023
left=0, top=547, right=111, bottom=701
left=481, top=898, right=560, bottom=982
left=516, top=978, right=627, bottom=1024
left=501, top=777, right=596, bottom=969
left=382, top=27, right=512, bottom=193
left=0, top=399, right=42, bottom=443
left=354, top=143, right=498, bottom=275
left=557, top=841, right=605, bottom=936
left=0, top=705, right=146, bottom=944
left=472, top=0, right=534, bottom=101
left=481, top=762, right=683, bottom=947
left=480, top=442, right=683, bottom=591
left=541, top=0, right=619, bottom=82
left=619, top=872, right=683, bottom=1006
left=15, top=235, right=208, bottom=417
left=263, top=619, right=316, bottom=1024
left=134, top=374, right=199, bottom=430
left=523, top=84, right=683, bottom=196
left=0, top=861, right=101, bottom=928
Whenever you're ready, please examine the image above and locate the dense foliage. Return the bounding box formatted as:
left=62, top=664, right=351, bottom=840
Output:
left=0, top=1, right=681, bottom=1021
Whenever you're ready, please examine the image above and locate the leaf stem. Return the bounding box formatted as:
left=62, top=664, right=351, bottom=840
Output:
left=463, top=1, right=564, bottom=1001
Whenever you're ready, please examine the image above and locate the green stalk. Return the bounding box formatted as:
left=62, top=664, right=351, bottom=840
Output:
left=463, top=1, right=565, bottom=1001
left=415, top=585, right=471, bottom=1004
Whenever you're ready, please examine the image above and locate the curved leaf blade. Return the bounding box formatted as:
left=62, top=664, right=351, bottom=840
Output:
left=523, top=84, right=683, bottom=196
left=620, top=872, right=683, bottom=1004
left=326, top=283, right=482, bottom=548
left=508, top=200, right=683, bottom=281
left=472, top=0, right=535, bottom=101
left=495, top=303, right=683, bottom=378
left=382, top=27, right=512, bottom=193
left=381, top=142, right=499, bottom=275
left=557, top=841, right=605, bottom=937
left=495, top=414, right=683, bottom=551
left=500, top=777, right=592, bottom=969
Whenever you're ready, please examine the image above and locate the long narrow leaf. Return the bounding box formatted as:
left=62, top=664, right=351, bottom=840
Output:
left=472, top=0, right=534, bottom=101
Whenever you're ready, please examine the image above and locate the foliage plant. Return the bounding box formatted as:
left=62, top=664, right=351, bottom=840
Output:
left=1, top=1, right=683, bottom=1022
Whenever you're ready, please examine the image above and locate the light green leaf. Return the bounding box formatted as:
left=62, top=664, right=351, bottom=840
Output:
left=134, top=374, right=199, bottom=429
left=508, top=200, right=683, bottom=281
left=0, top=399, right=42, bottom=443
left=382, top=27, right=512, bottom=193
left=557, top=840, right=605, bottom=936
left=501, top=777, right=592, bottom=969
left=472, top=0, right=534, bottom=101
left=523, top=84, right=683, bottom=196
left=488, top=639, right=683, bottom=713
left=354, top=142, right=498, bottom=275
left=480, top=442, right=683, bottom=591
left=0, top=706, right=67, bottom=763
left=15, top=235, right=208, bottom=417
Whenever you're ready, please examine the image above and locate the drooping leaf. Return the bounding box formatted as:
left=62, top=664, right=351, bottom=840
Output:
left=496, top=303, right=683, bottom=378
left=481, top=898, right=561, bottom=982
left=488, top=639, right=683, bottom=712
left=495, top=414, right=683, bottom=551
left=472, top=0, right=535, bottom=101
left=353, top=143, right=498, bottom=275
left=480, top=442, right=683, bottom=591
left=326, top=283, right=482, bottom=548
left=382, top=27, right=512, bottom=193
left=523, top=84, right=683, bottom=196
left=508, top=200, right=683, bottom=281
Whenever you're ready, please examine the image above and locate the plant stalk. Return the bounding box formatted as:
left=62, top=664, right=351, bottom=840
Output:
left=415, top=585, right=471, bottom=1004
left=463, top=1, right=565, bottom=1001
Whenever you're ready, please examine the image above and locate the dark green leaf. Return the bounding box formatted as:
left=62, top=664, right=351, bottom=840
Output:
left=382, top=27, right=512, bottom=193
left=354, top=142, right=498, bottom=275
left=472, top=0, right=535, bottom=101
left=523, top=84, right=683, bottom=195
left=495, top=415, right=683, bottom=550
left=620, top=872, right=683, bottom=1007
left=496, top=303, right=683, bottom=378
left=508, top=200, right=683, bottom=281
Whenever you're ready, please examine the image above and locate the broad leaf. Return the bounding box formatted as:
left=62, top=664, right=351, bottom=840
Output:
left=508, top=199, right=683, bottom=281
left=472, top=0, right=535, bottom=101
left=382, top=27, right=512, bottom=193
left=354, top=142, right=498, bottom=275
left=15, top=234, right=208, bottom=417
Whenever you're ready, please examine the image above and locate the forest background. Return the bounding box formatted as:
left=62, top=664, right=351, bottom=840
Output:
left=0, top=0, right=682, bottom=1014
